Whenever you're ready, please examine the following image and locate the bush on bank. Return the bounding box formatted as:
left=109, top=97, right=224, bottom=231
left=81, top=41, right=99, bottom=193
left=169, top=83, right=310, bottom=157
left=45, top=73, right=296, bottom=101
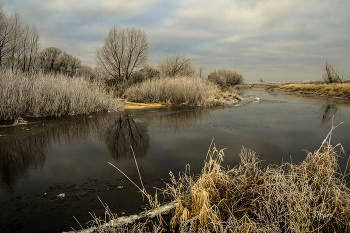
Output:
left=208, top=68, right=244, bottom=87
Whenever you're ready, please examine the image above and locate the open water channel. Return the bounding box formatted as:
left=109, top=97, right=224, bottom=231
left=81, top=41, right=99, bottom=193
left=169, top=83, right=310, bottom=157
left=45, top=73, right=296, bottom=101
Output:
left=1, top=89, right=350, bottom=233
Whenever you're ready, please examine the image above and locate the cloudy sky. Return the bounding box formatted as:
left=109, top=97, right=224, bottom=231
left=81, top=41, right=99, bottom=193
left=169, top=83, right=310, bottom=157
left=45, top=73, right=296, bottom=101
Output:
left=2, top=0, right=349, bottom=82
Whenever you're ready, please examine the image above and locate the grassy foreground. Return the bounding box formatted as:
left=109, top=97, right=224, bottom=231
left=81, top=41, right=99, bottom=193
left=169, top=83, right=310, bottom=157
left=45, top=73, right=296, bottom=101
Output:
left=0, top=69, right=124, bottom=121
left=124, top=76, right=241, bottom=106
left=81, top=127, right=350, bottom=233
left=268, top=83, right=350, bottom=99
left=168, top=132, right=350, bottom=232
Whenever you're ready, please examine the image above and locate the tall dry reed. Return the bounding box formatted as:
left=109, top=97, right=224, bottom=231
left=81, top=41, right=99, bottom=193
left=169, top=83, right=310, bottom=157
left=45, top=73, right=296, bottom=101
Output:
left=0, top=69, right=124, bottom=120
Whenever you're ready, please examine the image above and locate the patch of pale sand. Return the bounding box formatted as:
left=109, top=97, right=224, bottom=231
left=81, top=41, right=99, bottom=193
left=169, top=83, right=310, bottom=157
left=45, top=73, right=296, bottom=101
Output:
left=124, top=102, right=165, bottom=109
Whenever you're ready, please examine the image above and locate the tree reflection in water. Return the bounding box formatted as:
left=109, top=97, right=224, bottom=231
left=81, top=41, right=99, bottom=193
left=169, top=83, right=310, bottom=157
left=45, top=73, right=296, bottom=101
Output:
left=321, top=104, right=339, bottom=125
left=0, top=108, right=209, bottom=189
left=100, top=115, right=149, bottom=161
left=0, top=135, right=46, bottom=190
left=0, top=116, right=103, bottom=190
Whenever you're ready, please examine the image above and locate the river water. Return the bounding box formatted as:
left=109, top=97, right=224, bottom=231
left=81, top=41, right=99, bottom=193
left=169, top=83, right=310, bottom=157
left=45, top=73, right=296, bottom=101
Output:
left=1, top=89, right=350, bottom=233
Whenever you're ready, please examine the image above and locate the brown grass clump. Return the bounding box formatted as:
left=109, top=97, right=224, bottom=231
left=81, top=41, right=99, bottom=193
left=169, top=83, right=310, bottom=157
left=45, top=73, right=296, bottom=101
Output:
left=272, top=83, right=350, bottom=99
left=167, top=127, right=350, bottom=232
left=0, top=69, right=124, bottom=121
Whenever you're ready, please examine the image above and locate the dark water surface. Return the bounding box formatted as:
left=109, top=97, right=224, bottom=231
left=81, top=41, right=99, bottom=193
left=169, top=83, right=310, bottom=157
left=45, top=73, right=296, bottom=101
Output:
left=1, top=89, right=350, bottom=233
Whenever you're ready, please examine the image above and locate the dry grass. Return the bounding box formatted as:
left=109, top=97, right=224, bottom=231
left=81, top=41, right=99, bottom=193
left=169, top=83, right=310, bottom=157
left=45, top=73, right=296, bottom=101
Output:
left=166, top=126, right=350, bottom=232
left=205, top=90, right=242, bottom=106
left=72, top=197, right=163, bottom=233
left=270, top=83, right=350, bottom=99
left=0, top=69, right=124, bottom=120
left=124, top=76, right=241, bottom=107
left=124, top=76, right=223, bottom=106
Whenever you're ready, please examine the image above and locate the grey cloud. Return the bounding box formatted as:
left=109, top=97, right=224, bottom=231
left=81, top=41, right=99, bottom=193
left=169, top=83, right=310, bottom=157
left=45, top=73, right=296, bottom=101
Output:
left=2, top=0, right=350, bottom=82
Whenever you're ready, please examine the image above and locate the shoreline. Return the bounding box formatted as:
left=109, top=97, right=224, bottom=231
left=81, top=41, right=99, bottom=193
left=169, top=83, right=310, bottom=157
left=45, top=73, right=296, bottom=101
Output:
left=242, top=82, right=350, bottom=101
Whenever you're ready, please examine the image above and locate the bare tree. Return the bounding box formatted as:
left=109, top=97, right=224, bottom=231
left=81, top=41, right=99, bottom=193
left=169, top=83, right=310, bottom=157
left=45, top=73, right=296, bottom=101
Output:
left=10, top=23, right=40, bottom=74
left=8, top=10, right=24, bottom=73
left=18, top=24, right=40, bottom=73
left=323, top=60, right=343, bottom=84
left=76, top=64, right=96, bottom=81
left=208, top=68, right=244, bottom=86
left=199, top=65, right=203, bottom=78
left=94, top=66, right=108, bottom=80
left=159, top=54, right=194, bottom=77
left=0, top=6, right=40, bottom=73
left=55, top=51, right=81, bottom=76
left=0, top=5, right=14, bottom=68
left=23, top=25, right=40, bottom=73
left=36, top=46, right=62, bottom=73
left=96, top=26, right=149, bottom=81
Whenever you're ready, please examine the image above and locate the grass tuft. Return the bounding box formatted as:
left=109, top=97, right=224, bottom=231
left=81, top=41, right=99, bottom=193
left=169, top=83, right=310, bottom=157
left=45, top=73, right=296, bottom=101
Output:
left=167, top=126, right=350, bottom=232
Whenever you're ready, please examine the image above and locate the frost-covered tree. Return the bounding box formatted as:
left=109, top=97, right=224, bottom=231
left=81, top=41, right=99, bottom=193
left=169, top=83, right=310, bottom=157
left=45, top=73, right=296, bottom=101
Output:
left=55, top=52, right=81, bottom=77
left=0, top=6, right=39, bottom=72
left=159, top=54, right=195, bottom=77
left=36, top=46, right=62, bottom=73
left=96, top=26, right=149, bottom=81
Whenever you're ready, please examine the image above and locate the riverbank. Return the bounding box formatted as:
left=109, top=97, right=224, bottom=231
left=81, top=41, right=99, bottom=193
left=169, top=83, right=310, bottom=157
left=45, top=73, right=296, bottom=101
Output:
left=238, top=81, right=350, bottom=100
left=124, top=90, right=241, bottom=109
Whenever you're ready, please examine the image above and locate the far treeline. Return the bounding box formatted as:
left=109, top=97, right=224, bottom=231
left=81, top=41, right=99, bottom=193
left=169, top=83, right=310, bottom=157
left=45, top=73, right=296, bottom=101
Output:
left=0, top=4, right=244, bottom=121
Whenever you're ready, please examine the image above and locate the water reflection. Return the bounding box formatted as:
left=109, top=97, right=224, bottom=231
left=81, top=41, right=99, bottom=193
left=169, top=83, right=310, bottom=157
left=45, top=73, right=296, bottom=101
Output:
left=145, top=107, right=212, bottom=130
left=321, top=104, right=340, bottom=125
left=0, top=116, right=103, bottom=189
left=100, top=115, right=149, bottom=160
left=0, top=135, right=46, bottom=190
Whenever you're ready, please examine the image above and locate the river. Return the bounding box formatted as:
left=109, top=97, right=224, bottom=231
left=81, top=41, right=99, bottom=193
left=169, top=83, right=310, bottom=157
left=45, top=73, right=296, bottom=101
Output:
left=0, top=89, right=350, bottom=233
